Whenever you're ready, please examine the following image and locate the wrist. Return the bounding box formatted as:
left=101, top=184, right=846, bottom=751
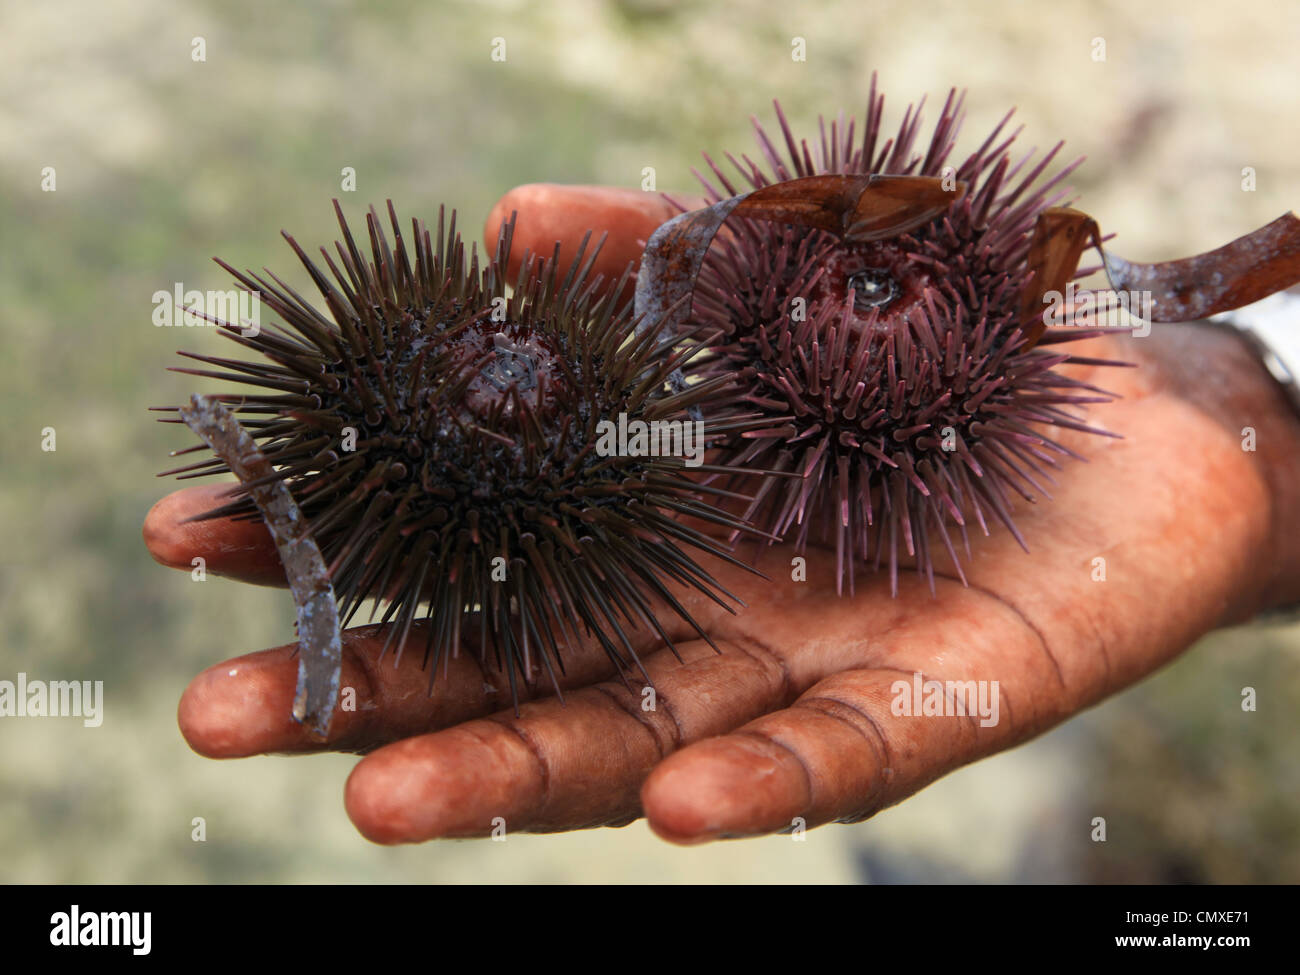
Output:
left=1121, top=321, right=1300, bottom=618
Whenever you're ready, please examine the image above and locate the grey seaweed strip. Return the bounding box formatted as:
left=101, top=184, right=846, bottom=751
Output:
left=177, top=394, right=341, bottom=739
left=634, top=196, right=745, bottom=413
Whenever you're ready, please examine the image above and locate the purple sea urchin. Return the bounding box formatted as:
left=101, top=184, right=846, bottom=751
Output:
left=678, top=79, right=1122, bottom=595
left=158, top=201, right=769, bottom=703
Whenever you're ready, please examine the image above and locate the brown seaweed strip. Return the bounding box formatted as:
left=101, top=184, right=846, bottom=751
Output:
left=1104, top=212, right=1300, bottom=321
left=639, top=175, right=1300, bottom=356
left=1020, top=207, right=1300, bottom=348
left=1018, top=208, right=1102, bottom=348
left=177, top=394, right=340, bottom=739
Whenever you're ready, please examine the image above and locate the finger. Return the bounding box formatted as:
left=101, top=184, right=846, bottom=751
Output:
left=639, top=652, right=1033, bottom=845
left=178, top=582, right=737, bottom=759
left=339, top=576, right=1039, bottom=844
left=336, top=531, right=1086, bottom=843
left=144, top=484, right=285, bottom=587
left=483, top=184, right=707, bottom=298
left=637, top=572, right=1089, bottom=844
left=343, top=635, right=791, bottom=842
left=338, top=545, right=917, bottom=843
left=176, top=625, right=515, bottom=759
left=178, top=625, right=612, bottom=758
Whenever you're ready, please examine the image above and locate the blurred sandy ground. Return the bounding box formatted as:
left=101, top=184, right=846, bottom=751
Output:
left=0, top=0, right=1297, bottom=882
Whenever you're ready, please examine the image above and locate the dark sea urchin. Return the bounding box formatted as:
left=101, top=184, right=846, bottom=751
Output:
left=675, top=80, right=1118, bottom=595
left=159, top=202, right=771, bottom=709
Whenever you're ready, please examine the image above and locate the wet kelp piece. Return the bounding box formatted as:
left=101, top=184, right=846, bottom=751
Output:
left=1021, top=208, right=1300, bottom=347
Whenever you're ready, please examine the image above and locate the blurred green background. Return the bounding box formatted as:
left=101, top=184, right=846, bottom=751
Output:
left=2, top=0, right=1297, bottom=883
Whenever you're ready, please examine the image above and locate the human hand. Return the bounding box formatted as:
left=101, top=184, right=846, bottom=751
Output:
left=143, top=184, right=1300, bottom=844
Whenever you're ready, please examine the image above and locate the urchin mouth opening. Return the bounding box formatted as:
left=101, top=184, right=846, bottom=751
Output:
left=806, top=235, right=936, bottom=332
left=846, top=267, right=899, bottom=311
left=455, top=321, right=573, bottom=419
left=484, top=333, right=539, bottom=392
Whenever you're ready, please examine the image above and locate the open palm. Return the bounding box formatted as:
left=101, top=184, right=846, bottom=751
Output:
left=143, top=184, right=1300, bottom=844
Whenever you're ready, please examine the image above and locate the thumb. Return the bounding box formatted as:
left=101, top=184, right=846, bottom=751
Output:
left=484, top=183, right=708, bottom=301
